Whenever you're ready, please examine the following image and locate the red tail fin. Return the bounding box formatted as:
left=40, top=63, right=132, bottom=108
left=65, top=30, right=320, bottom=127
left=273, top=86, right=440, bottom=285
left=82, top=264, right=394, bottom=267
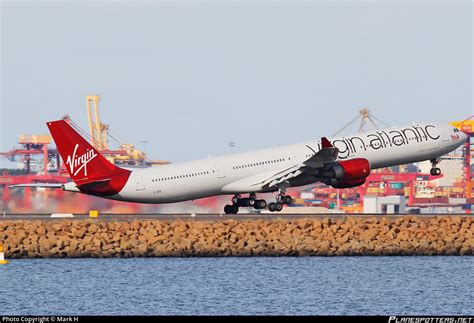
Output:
left=47, top=120, right=131, bottom=195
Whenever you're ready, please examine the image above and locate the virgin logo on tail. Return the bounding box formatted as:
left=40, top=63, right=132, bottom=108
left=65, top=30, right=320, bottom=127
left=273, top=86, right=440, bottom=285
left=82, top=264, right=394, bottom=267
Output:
left=66, top=144, right=98, bottom=177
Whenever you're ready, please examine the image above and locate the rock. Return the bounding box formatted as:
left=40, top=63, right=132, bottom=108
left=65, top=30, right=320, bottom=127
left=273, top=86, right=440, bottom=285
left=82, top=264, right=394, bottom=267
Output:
left=38, top=237, right=53, bottom=253
left=337, top=234, right=350, bottom=245
left=144, top=233, right=160, bottom=245
left=0, top=216, right=471, bottom=257
left=50, top=223, right=63, bottom=232
left=36, top=226, right=46, bottom=235
left=317, top=241, right=331, bottom=254
left=130, top=220, right=141, bottom=231
left=82, top=235, right=93, bottom=245
left=88, top=223, right=100, bottom=233
left=72, top=228, right=86, bottom=239
left=462, top=238, right=474, bottom=249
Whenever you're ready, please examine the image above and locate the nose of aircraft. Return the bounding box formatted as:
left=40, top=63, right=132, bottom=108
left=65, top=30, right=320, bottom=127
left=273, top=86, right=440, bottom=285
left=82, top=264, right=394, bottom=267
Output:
left=459, top=130, right=468, bottom=143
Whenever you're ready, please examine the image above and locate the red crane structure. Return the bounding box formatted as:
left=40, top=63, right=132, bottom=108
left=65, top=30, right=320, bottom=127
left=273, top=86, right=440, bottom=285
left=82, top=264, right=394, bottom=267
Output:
left=450, top=117, right=473, bottom=202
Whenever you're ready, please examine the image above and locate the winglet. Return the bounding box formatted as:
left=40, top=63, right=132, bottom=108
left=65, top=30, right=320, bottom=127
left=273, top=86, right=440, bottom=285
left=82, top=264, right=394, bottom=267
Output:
left=321, top=137, right=333, bottom=148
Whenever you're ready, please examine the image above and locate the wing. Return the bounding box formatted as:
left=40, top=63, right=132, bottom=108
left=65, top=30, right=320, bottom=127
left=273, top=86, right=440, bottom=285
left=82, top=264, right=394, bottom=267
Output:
left=221, top=137, right=339, bottom=193
left=256, top=137, right=338, bottom=189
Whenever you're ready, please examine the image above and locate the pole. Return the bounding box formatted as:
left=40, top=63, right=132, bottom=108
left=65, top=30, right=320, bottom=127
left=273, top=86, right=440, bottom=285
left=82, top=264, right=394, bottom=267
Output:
left=86, top=96, right=95, bottom=147
left=93, top=96, right=102, bottom=148
left=408, top=180, right=414, bottom=207
left=43, top=144, right=48, bottom=175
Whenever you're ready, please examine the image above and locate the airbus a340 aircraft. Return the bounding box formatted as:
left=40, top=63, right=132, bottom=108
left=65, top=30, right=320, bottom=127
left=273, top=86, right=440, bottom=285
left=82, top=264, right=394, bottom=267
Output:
left=13, top=120, right=467, bottom=214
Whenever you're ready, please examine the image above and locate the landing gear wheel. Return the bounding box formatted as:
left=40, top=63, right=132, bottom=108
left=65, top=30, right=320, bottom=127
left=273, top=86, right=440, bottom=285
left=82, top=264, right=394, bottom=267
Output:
left=268, top=202, right=283, bottom=212
left=232, top=194, right=256, bottom=207
left=224, top=205, right=233, bottom=214
left=254, top=199, right=267, bottom=210
left=238, top=198, right=255, bottom=207
left=282, top=195, right=293, bottom=205
left=275, top=202, right=283, bottom=212
left=430, top=167, right=441, bottom=176
left=268, top=202, right=276, bottom=212
left=429, top=158, right=441, bottom=176
left=232, top=205, right=239, bottom=214
left=224, top=204, right=239, bottom=214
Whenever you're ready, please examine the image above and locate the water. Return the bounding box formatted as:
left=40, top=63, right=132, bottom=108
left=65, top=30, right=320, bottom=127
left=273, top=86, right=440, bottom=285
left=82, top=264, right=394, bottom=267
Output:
left=0, top=257, right=472, bottom=315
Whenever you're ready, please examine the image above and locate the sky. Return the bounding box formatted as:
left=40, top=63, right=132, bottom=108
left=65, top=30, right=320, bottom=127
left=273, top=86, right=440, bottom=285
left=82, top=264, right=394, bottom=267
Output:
left=0, top=0, right=472, bottom=168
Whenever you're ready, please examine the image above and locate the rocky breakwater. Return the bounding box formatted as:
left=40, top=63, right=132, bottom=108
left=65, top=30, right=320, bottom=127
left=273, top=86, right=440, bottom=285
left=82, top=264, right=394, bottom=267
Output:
left=0, top=216, right=473, bottom=258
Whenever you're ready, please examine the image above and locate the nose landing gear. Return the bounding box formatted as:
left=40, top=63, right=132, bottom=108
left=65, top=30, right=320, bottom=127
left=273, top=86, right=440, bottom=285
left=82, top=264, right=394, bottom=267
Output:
left=430, top=158, right=442, bottom=176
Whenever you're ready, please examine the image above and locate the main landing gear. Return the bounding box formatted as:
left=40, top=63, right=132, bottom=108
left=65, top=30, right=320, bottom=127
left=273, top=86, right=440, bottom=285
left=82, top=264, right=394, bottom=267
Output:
left=224, top=194, right=267, bottom=215
left=429, top=158, right=442, bottom=176
left=267, top=193, right=293, bottom=213
left=223, top=193, right=293, bottom=214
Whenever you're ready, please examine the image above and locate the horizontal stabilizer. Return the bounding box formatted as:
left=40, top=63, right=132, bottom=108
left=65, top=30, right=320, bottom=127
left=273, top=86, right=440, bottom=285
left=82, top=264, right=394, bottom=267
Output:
left=9, top=183, right=64, bottom=189
left=76, top=178, right=111, bottom=190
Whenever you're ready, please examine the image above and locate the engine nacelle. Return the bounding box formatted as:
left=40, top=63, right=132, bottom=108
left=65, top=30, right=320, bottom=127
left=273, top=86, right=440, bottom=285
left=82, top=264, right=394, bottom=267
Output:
left=330, top=178, right=367, bottom=189
left=321, top=158, right=371, bottom=188
left=336, top=158, right=371, bottom=181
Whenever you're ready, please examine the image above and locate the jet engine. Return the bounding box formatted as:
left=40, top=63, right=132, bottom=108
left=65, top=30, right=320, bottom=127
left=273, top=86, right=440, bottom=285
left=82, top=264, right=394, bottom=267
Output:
left=321, top=158, right=371, bottom=188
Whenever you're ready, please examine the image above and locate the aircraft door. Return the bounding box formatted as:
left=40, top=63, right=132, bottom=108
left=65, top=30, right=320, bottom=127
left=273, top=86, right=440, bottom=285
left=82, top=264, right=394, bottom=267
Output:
left=214, top=161, right=226, bottom=179
left=135, top=175, right=146, bottom=191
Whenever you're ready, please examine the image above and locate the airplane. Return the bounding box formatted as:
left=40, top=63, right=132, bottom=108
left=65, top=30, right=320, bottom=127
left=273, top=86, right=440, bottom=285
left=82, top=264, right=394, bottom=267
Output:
left=12, top=119, right=468, bottom=214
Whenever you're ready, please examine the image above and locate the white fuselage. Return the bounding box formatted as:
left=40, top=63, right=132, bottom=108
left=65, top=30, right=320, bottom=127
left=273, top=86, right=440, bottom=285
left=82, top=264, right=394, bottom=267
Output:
left=77, top=123, right=466, bottom=203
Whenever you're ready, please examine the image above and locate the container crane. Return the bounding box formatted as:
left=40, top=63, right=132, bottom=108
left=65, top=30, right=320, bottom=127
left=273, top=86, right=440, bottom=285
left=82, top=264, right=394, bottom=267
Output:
left=450, top=116, right=473, bottom=201
left=83, top=94, right=169, bottom=166
left=332, top=108, right=391, bottom=136
left=86, top=95, right=109, bottom=150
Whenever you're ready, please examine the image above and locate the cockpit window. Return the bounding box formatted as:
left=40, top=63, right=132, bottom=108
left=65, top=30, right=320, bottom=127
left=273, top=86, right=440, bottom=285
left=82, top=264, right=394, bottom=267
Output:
left=454, top=128, right=459, bottom=133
